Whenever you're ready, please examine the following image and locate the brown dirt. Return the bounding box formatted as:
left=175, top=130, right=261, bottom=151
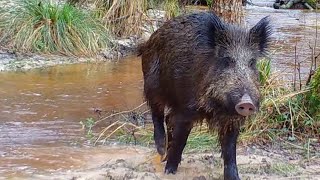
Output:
left=6, top=145, right=319, bottom=180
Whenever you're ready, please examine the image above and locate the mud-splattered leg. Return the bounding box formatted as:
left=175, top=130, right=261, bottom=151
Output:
left=150, top=104, right=166, bottom=156
left=164, top=111, right=195, bottom=174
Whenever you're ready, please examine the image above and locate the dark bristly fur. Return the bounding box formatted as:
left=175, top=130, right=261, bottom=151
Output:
left=139, top=11, right=272, bottom=180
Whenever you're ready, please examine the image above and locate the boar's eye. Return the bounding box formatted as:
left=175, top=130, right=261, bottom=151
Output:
left=220, top=57, right=234, bottom=68
left=249, top=58, right=257, bottom=68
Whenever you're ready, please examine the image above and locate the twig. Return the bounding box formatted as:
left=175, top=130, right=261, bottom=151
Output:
left=94, top=120, right=120, bottom=145
left=101, top=122, right=128, bottom=144
left=314, top=9, right=318, bottom=69
left=95, top=102, right=147, bottom=125
left=288, top=101, right=295, bottom=140
left=298, top=62, right=302, bottom=90
left=293, top=43, right=297, bottom=91
left=307, top=42, right=315, bottom=85
left=106, top=14, right=131, bottom=23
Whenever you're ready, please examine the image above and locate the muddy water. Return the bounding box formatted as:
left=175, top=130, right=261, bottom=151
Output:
left=0, top=57, right=144, bottom=177
left=0, top=3, right=319, bottom=179
left=246, top=5, right=319, bottom=82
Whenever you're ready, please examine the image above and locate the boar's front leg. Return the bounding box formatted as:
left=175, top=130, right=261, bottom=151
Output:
left=219, top=123, right=240, bottom=180
left=164, top=111, right=195, bottom=174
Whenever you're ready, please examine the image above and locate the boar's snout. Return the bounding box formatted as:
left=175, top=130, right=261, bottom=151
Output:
left=235, top=93, right=256, bottom=116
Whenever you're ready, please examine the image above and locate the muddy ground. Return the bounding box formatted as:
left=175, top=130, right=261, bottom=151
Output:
left=5, top=144, right=319, bottom=180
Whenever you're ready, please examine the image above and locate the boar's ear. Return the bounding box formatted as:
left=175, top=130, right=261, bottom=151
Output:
left=207, top=13, right=227, bottom=46
left=209, top=13, right=226, bottom=31
left=249, top=16, right=272, bottom=53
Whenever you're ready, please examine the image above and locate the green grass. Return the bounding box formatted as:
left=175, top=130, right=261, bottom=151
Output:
left=0, top=0, right=112, bottom=56
left=185, top=127, right=218, bottom=152
left=305, top=0, right=318, bottom=8
left=164, top=0, right=182, bottom=19
left=239, top=162, right=299, bottom=177
left=205, top=0, right=213, bottom=7
left=306, top=67, right=320, bottom=121
left=257, top=58, right=272, bottom=86
left=80, top=117, right=95, bottom=139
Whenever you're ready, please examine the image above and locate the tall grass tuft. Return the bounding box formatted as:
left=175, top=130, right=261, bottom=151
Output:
left=257, top=58, right=272, bottom=86
left=164, top=0, right=182, bottom=19
left=205, top=0, right=213, bottom=7
left=305, top=68, right=320, bottom=128
left=92, top=0, right=149, bottom=37
left=0, top=0, right=112, bottom=56
left=305, top=0, right=318, bottom=8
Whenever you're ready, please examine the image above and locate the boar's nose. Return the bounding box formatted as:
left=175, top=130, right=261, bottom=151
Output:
left=235, top=94, right=256, bottom=117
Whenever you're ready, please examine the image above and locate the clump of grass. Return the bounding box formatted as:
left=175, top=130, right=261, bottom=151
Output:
left=80, top=117, right=96, bottom=139
left=0, top=5, right=9, bottom=37
left=205, top=0, right=213, bottom=7
left=305, top=68, right=320, bottom=121
left=257, top=58, right=272, bottom=86
left=0, top=0, right=111, bottom=56
left=92, top=0, right=149, bottom=37
left=185, top=126, right=218, bottom=152
left=164, top=0, right=182, bottom=19
left=305, top=0, right=318, bottom=8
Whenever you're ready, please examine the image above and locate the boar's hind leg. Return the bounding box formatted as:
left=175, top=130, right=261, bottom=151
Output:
left=165, top=111, right=194, bottom=174
left=219, top=123, right=240, bottom=180
left=150, top=104, right=166, bottom=156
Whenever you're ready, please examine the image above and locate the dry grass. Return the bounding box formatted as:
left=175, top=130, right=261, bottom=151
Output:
left=94, top=0, right=149, bottom=37
left=163, top=0, right=182, bottom=19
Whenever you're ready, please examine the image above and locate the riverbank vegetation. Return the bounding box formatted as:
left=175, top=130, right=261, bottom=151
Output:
left=0, top=0, right=113, bottom=56
left=0, top=0, right=182, bottom=56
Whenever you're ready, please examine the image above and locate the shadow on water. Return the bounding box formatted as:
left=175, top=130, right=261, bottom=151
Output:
left=0, top=2, right=319, bottom=177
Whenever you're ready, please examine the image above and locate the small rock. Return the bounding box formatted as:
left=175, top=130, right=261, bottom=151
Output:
left=187, top=159, right=196, bottom=163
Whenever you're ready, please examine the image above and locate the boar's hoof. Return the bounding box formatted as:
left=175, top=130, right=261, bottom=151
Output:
left=225, top=175, right=240, bottom=180
left=164, top=165, right=177, bottom=174
left=235, top=94, right=256, bottom=116
left=156, top=144, right=166, bottom=156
